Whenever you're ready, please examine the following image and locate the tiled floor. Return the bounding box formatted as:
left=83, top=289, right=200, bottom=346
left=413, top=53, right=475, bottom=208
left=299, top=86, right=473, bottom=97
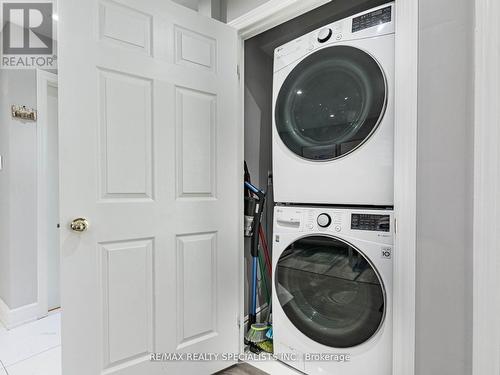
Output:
left=0, top=312, right=61, bottom=375
left=0, top=313, right=298, bottom=375
left=217, top=363, right=269, bottom=374
left=216, top=360, right=302, bottom=375
left=245, top=360, right=302, bottom=375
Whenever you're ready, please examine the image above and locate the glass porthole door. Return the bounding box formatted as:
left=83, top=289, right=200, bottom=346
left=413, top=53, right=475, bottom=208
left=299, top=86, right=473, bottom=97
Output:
left=275, top=236, right=386, bottom=348
left=275, top=46, right=387, bottom=161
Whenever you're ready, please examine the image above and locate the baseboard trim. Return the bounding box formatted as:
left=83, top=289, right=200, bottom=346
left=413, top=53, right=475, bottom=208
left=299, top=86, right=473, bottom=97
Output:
left=0, top=297, right=40, bottom=329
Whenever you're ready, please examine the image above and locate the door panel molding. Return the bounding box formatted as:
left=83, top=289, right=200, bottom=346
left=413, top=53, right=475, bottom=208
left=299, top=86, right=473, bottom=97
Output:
left=100, top=238, right=155, bottom=369
left=98, top=68, right=154, bottom=201
left=175, top=86, right=217, bottom=199
left=174, top=25, right=217, bottom=72
left=98, top=0, right=153, bottom=55
left=175, top=232, right=218, bottom=349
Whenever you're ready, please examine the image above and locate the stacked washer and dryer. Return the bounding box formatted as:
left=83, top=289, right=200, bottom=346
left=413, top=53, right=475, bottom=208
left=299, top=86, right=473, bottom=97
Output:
left=271, top=3, right=395, bottom=375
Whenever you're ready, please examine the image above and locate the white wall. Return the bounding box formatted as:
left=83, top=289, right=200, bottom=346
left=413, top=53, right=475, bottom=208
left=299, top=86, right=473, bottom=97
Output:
left=0, top=70, right=38, bottom=310
left=415, top=0, right=474, bottom=374
left=0, top=70, right=12, bottom=307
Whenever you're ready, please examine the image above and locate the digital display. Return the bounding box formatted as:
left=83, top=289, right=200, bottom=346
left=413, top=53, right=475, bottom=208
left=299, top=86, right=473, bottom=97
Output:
left=351, top=214, right=390, bottom=232
left=352, top=6, right=392, bottom=33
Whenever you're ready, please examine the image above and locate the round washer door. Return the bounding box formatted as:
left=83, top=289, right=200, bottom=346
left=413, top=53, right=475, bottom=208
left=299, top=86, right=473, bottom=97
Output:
left=275, top=45, right=387, bottom=161
left=275, top=235, right=386, bottom=348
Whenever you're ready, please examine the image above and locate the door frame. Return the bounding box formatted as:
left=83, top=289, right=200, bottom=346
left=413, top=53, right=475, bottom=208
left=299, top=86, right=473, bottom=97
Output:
left=35, top=69, right=59, bottom=319
left=230, top=1, right=418, bottom=374
left=473, top=1, right=500, bottom=374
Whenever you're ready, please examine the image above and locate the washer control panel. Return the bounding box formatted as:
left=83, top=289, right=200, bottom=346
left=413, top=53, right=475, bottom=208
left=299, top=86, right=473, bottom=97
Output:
left=274, top=206, right=394, bottom=244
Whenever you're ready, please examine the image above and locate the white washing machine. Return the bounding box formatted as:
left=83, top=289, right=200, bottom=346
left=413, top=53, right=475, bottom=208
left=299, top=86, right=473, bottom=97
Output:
left=272, top=205, right=393, bottom=375
left=272, top=3, right=395, bottom=206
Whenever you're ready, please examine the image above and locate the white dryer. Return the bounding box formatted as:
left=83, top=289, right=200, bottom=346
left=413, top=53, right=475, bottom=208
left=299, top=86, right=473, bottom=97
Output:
left=272, top=3, right=395, bottom=206
left=272, top=205, right=393, bottom=375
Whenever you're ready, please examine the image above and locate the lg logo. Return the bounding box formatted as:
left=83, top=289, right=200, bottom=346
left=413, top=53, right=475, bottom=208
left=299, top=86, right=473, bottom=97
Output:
left=381, top=248, right=392, bottom=259
left=2, top=2, right=53, bottom=55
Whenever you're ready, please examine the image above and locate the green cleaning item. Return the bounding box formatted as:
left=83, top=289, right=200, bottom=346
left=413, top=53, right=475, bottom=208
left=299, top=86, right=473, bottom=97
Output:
left=256, top=339, right=273, bottom=353
left=245, top=323, right=270, bottom=344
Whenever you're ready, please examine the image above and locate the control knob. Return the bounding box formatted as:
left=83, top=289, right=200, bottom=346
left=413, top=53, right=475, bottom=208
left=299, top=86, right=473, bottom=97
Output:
left=317, top=213, right=332, bottom=228
left=317, top=28, right=333, bottom=43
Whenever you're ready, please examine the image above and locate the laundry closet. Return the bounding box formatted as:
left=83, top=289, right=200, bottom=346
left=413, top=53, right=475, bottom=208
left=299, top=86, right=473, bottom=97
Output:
left=242, top=0, right=395, bottom=373
left=0, top=0, right=476, bottom=374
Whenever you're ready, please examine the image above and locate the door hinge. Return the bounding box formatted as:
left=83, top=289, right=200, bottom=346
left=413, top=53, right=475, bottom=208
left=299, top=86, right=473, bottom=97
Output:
left=394, top=217, right=397, bottom=234
left=237, top=64, right=241, bottom=81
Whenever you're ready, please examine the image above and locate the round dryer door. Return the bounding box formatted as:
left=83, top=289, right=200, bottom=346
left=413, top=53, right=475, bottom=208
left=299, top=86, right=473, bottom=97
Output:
left=275, top=46, right=387, bottom=161
left=275, top=235, right=386, bottom=348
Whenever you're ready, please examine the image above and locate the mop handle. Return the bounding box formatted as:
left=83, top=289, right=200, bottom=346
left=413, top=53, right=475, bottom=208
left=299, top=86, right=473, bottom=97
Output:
left=250, top=257, right=258, bottom=318
left=244, top=181, right=264, bottom=195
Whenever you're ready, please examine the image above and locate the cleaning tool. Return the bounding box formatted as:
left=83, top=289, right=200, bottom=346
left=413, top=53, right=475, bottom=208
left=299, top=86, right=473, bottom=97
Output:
left=246, top=323, right=273, bottom=354
left=244, top=180, right=266, bottom=327
left=245, top=323, right=270, bottom=344
left=255, top=325, right=273, bottom=353
left=243, top=162, right=273, bottom=353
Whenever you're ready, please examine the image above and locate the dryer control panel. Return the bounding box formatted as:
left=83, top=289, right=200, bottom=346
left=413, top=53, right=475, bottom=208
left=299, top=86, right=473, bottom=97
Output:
left=274, top=2, right=395, bottom=72
left=352, top=5, right=392, bottom=33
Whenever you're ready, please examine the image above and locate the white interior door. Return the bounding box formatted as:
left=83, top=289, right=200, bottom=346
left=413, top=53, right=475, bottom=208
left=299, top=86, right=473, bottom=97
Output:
left=58, top=1, right=240, bottom=374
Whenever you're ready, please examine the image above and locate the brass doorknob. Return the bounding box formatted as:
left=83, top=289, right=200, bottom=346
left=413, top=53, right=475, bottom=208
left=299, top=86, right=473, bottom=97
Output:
left=70, top=218, right=89, bottom=232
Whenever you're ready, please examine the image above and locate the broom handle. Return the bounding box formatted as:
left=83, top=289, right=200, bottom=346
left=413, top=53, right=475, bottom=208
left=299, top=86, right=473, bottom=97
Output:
left=257, top=250, right=270, bottom=304
left=249, top=256, right=258, bottom=326
left=259, top=225, right=272, bottom=277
